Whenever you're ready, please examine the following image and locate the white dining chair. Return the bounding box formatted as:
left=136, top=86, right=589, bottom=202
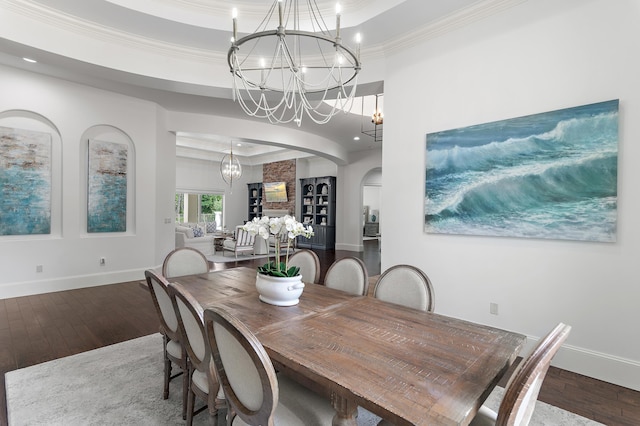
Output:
left=469, top=323, right=572, bottom=426
left=204, top=306, right=336, bottom=426
left=324, top=257, right=369, bottom=296
left=169, top=282, right=226, bottom=426
left=373, top=264, right=435, bottom=311
left=162, top=247, right=209, bottom=278
left=144, top=270, right=188, bottom=419
left=287, top=249, right=321, bottom=283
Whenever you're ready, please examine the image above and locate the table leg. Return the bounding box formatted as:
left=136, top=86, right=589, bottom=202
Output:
left=331, top=392, right=358, bottom=426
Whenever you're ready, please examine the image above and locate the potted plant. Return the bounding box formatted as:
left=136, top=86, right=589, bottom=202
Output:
left=243, top=215, right=314, bottom=305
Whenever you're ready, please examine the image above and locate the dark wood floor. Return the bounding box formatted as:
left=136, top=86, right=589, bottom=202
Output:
left=1, top=240, right=638, bottom=425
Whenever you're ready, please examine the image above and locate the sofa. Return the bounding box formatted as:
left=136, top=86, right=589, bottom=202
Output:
left=175, top=222, right=217, bottom=256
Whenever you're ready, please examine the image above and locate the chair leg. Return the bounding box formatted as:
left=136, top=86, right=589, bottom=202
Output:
left=162, top=336, right=170, bottom=400
left=186, top=366, right=196, bottom=426
left=182, top=362, right=189, bottom=420
left=214, top=377, right=226, bottom=411
left=208, top=389, right=219, bottom=426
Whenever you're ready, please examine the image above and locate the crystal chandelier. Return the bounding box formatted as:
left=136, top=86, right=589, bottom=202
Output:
left=220, top=142, right=242, bottom=191
left=228, top=1, right=362, bottom=126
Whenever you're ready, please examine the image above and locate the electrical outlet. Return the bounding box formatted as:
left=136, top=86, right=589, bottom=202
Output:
left=100, top=257, right=106, bottom=266
left=490, top=302, right=499, bottom=315
left=36, top=265, right=43, bottom=273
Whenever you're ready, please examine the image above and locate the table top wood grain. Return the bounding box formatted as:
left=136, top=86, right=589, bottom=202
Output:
left=173, top=267, right=525, bottom=426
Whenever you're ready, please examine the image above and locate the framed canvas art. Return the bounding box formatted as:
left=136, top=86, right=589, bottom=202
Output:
left=87, top=139, right=128, bottom=233
left=0, top=126, right=52, bottom=235
left=424, top=100, right=619, bottom=242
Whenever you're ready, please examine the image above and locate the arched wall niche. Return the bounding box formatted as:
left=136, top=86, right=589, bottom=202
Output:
left=0, top=109, right=63, bottom=239
left=79, top=125, right=137, bottom=236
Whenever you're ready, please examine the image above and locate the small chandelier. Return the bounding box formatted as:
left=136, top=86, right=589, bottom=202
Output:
left=220, top=142, right=242, bottom=191
left=228, top=1, right=362, bottom=126
left=361, top=94, right=383, bottom=142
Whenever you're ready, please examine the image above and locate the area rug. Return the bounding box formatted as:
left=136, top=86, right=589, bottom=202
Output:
left=5, top=334, right=603, bottom=426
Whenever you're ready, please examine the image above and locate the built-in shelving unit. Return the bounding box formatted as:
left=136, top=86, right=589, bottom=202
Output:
left=247, top=182, right=263, bottom=221
left=298, top=176, right=336, bottom=249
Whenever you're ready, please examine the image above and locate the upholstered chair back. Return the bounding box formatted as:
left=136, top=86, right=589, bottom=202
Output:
left=374, top=265, right=435, bottom=312
left=324, top=257, right=369, bottom=296
left=287, top=249, right=321, bottom=283
left=205, top=307, right=278, bottom=426
left=162, top=247, right=209, bottom=278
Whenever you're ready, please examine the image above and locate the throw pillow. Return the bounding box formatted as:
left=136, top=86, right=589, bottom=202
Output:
left=193, top=227, right=204, bottom=238
left=206, top=221, right=217, bottom=233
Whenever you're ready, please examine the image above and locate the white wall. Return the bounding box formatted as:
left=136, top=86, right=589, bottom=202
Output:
left=154, top=109, right=178, bottom=267
left=382, top=0, right=640, bottom=390
left=0, top=65, right=165, bottom=297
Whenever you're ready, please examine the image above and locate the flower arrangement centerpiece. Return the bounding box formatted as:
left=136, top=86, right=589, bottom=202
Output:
left=243, top=215, right=314, bottom=306
left=243, top=215, right=314, bottom=277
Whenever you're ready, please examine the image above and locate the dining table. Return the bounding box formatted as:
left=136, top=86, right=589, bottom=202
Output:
left=173, top=267, right=526, bottom=426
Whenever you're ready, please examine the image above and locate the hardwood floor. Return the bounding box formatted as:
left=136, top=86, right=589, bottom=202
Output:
left=1, top=240, right=638, bottom=425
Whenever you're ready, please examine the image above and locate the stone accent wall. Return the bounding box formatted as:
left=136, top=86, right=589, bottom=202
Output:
left=263, top=159, right=296, bottom=214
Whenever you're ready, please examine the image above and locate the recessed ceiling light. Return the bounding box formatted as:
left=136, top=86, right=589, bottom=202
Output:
left=22, top=57, right=37, bottom=63
left=353, top=136, right=360, bottom=141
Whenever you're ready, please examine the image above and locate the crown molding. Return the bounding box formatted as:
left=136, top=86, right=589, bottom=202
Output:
left=3, top=0, right=224, bottom=64
left=156, top=0, right=391, bottom=20
left=2, top=0, right=527, bottom=84
left=385, top=0, right=528, bottom=53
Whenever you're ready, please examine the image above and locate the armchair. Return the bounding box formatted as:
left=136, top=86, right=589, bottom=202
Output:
left=222, top=226, right=256, bottom=258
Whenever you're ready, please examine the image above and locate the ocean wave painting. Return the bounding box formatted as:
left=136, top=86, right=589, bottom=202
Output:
left=88, top=139, right=127, bottom=233
left=0, top=127, right=52, bottom=235
left=425, top=100, right=618, bottom=242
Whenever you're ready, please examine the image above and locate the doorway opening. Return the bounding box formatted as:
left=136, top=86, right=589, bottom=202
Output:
left=361, top=168, right=382, bottom=248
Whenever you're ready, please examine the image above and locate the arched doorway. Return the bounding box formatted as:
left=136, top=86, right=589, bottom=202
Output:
left=361, top=167, right=382, bottom=249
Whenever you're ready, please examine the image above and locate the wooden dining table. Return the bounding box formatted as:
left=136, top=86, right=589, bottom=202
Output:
left=173, top=267, right=526, bottom=426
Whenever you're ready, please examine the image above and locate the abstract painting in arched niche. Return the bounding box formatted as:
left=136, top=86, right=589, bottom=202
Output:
left=0, top=126, right=51, bottom=235
left=87, top=139, right=127, bottom=233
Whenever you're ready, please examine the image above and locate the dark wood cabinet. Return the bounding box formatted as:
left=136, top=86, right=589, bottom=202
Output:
left=247, top=182, right=262, bottom=221
left=298, top=176, right=336, bottom=249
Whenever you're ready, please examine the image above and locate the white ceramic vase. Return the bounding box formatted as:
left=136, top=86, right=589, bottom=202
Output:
left=255, top=273, right=305, bottom=306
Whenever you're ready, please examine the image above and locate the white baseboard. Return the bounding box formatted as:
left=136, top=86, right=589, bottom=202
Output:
left=0, top=267, right=153, bottom=299
left=522, top=334, right=640, bottom=392
left=336, top=243, right=363, bottom=251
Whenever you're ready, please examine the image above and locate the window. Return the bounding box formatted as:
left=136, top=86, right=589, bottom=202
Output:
left=175, top=192, right=223, bottom=230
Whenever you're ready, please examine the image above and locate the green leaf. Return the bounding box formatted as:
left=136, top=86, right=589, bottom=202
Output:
left=257, top=261, right=302, bottom=277
left=287, top=266, right=300, bottom=277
